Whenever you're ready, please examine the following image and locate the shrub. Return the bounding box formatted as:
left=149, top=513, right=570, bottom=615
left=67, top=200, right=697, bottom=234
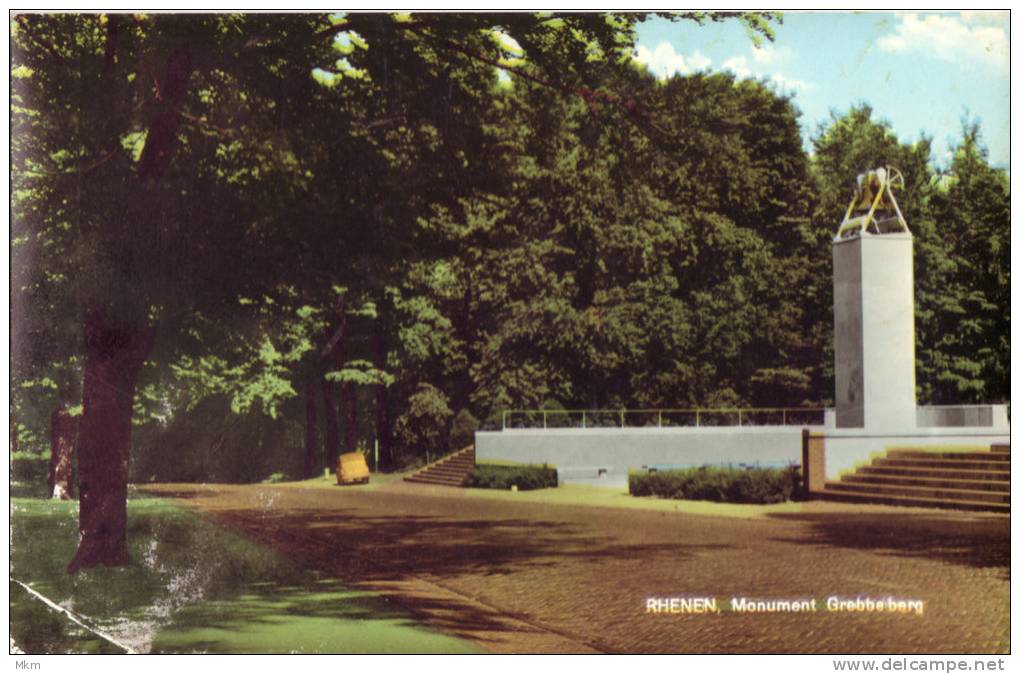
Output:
left=629, top=465, right=801, bottom=504
left=394, top=383, right=453, bottom=459
left=449, top=408, right=480, bottom=450
left=465, top=464, right=558, bottom=491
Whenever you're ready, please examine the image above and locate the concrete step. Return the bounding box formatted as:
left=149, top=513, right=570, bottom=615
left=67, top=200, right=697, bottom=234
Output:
left=418, top=468, right=473, bottom=479
left=425, top=466, right=473, bottom=476
left=405, top=471, right=467, bottom=481
left=857, top=465, right=1009, bottom=481
left=886, top=449, right=1009, bottom=462
left=407, top=467, right=470, bottom=478
left=404, top=475, right=468, bottom=486
left=991, top=443, right=1010, bottom=454
left=817, top=487, right=1009, bottom=513
left=404, top=445, right=475, bottom=487
left=433, top=454, right=474, bottom=464
left=414, top=464, right=471, bottom=474
left=841, top=473, right=1010, bottom=493
left=434, top=459, right=475, bottom=468
left=874, top=457, right=1009, bottom=471
left=414, top=463, right=474, bottom=474
left=824, top=480, right=1009, bottom=504
left=427, top=457, right=474, bottom=467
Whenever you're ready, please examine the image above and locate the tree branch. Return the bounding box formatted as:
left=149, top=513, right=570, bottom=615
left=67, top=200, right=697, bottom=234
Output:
left=14, top=15, right=66, bottom=63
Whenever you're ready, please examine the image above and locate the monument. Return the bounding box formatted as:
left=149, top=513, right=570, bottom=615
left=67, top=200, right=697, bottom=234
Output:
left=832, top=166, right=916, bottom=431
left=475, top=165, right=1008, bottom=486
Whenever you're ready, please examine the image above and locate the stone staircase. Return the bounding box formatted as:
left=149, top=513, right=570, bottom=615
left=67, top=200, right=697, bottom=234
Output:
left=404, top=445, right=476, bottom=487
left=820, top=444, right=1009, bottom=513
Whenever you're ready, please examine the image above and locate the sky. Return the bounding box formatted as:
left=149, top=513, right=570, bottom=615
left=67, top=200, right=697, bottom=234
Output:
left=633, top=11, right=1010, bottom=170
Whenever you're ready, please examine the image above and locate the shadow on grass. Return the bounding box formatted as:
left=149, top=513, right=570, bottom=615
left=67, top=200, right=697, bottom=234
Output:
left=150, top=580, right=481, bottom=653
left=197, top=507, right=727, bottom=582
left=9, top=497, right=482, bottom=654
left=765, top=511, right=1010, bottom=578
left=9, top=581, right=127, bottom=654
left=142, top=487, right=731, bottom=650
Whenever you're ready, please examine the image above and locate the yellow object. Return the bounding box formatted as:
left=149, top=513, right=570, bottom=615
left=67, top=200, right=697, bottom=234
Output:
left=336, top=452, right=370, bottom=485
left=835, top=165, right=909, bottom=241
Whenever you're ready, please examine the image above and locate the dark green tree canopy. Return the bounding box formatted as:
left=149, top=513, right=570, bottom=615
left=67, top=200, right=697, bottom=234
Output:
left=11, top=13, right=1008, bottom=487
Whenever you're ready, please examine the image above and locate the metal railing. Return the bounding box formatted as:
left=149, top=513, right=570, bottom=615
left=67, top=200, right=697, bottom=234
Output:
left=500, top=407, right=826, bottom=430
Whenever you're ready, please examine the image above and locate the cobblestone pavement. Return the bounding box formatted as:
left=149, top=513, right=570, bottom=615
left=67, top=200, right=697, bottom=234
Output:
left=139, top=482, right=1009, bottom=654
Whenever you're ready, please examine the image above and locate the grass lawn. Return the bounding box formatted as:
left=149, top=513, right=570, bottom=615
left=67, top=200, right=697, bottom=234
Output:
left=459, top=482, right=806, bottom=518
left=287, top=471, right=407, bottom=490
left=9, top=492, right=481, bottom=654
left=274, top=468, right=807, bottom=519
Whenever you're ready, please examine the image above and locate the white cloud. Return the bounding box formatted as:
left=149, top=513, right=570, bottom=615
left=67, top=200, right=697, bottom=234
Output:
left=722, top=56, right=752, bottom=79
left=635, top=40, right=812, bottom=92
left=959, top=11, right=1009, bottom=27
left=687, top=50, right=712, bottom=72
left=769, top=73, right=815, bottom=93
left=634, top=42, right=712, bottom=79
left=750, top=44, right=794, bottom=66
left=722, top=55, right=814, bottom=93
left=878, top=13, right=1008, bottom=70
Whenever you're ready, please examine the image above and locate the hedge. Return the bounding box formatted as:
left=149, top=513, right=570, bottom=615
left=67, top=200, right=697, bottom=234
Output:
left=629, top=465, right=801, bottom=504
left=465, top=463, right=558, bottom=491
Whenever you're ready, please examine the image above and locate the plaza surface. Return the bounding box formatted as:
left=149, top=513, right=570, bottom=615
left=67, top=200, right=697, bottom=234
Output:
left=139, top=479, right=1009, bottom=654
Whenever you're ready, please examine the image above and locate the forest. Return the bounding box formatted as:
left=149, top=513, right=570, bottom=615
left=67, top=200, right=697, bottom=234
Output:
left=10, top=13, right=1010, bottom=569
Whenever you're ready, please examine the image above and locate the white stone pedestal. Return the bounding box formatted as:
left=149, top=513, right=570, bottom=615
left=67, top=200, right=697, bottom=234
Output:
left=832, top=233, right=917, bottom=431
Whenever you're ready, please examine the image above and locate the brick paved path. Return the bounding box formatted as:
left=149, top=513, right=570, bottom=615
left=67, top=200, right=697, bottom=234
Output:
left=140, top=482, right=1009, bottom=654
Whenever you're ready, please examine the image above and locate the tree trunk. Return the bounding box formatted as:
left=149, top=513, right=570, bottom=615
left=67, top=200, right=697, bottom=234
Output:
left=10, top=409, right=18, bottom=455
left=322, top=296, right=348, bottom=465
left=138, top=49, right=193, bottom=182
left=320, top=376, right=338, bottom=473
left=48, top=407, right=78, bottom=500
left=454, top=274, right=476, bottom=412
left=304, top=378, right=319, bottom=477
left=341, top=383, right=357, bottom=451
left=67, top=308, right=154, bottom=574
left=372, top=315, right=391, bottom=469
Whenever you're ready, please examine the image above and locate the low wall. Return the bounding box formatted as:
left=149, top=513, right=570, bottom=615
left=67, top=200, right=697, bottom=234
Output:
left=475, top=427, right=809, bottom=488
left=476, top=421, right=1010, bottom=488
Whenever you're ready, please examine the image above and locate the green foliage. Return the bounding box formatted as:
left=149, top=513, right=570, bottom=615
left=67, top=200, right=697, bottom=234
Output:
left=393, top=383, right=453, bottom=459
left=629, top=465, right=801, bottom=504
left=9, top=12, right=1006, bottom=490
left=131, top=395, right=306, bottom=484
left=917, top=123, right=1010, bottom=403
left=811, top=107, right=1010, bottom=404
left=325, top=361, right=395, bottom=387
left=465, top=463, right=558, bottom=490
left=449, top=408, right=480, bottom=450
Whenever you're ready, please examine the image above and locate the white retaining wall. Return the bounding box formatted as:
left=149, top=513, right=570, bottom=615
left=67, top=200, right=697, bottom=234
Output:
left=476, top=413, right=1009, bottom=487
left=475, top=426, right=809, bottom=488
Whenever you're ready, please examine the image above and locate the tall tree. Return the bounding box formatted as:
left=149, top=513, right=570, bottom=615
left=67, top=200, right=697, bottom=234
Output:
left=922, top=123, right=1011, bottom=402
left=13, top=11, right=779, bottom=570
left=13, top=14, right=339, bottom=571
left=810, top=106, right=1009, bottom=405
